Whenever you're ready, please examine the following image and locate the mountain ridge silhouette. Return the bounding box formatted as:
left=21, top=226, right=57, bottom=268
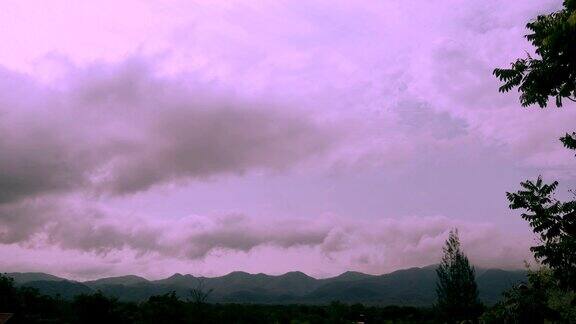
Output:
left=5, top=265, right=527, bottom=306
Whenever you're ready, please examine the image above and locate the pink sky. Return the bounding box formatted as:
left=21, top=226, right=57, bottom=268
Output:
left=0, top=0, right=574, bottom=280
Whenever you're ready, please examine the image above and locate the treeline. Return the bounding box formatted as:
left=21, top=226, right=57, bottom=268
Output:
left=0, top=274, right=436, bottom=324
left=2, top=269, right=576, bottom=323
left=3, top=269, right=575, bottom=323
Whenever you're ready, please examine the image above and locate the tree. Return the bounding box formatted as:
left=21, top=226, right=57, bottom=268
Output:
left=494, top=0, right=576, bottom=147
left=493, top=0, right=576, bottom=292
left=481, top=267, right=559, bottom=323
left=506, top=177, right=576, bottom=290
left=436, top=229, right=483, bottom=322
left=493, top=0, right=576, bottom=108
left=0, top=274, right=19, bottom=313
left=188, top=279, right=213, bottom=305
left=72, top=292, right=130, bottom=324
left=140, top=292, right=188, bottom=324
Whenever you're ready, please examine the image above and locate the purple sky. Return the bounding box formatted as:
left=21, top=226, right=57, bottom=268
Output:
left=1, top=0, right=575, bottom=280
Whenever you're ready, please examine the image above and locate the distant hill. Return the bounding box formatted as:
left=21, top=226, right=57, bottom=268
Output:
left=5, top=272, right=67, bottom=284
left=476, top=269, right=528, bottom=304
left=4, top=266, right=527, bottom=306
left=325, top=271, right=375, bottom=282
left=19, top=280, right=93, bottom=299
left=84, top=275, right=149, bottom=287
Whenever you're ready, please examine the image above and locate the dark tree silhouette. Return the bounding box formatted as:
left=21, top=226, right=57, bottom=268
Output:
left=0, top=274, right=18, bottom=313
left=493, top=0, right=576, bottom=108
left=494, top=0, right=576, bottom=150
left=72, top=291, right=132, bottom=324
left=0, top=273, right=438, bottom=323
left=493, top=0, right=576, bottom=291
left=506, top=177, right=576, bottom=290
left=436, top=229, right=483, bottom=322
left=488, top=1, right=576, bottom=322
left=481, top=268, right=560, bottom=323
left=189, top=279, right=213, bottom=305
left=561, top=131, right=576, bottom=154
left=493, top=0, right=576, bottom=150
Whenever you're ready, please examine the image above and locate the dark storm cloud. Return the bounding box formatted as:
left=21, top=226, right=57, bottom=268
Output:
left=0, top=57, right=338, bottom=259
left=98, top=105, right=332, bottom=195
left=0, top=58, right=336, bottom=202
left=0, top=199, right=55, bottom=243
left=0, top=68, right=94, bottom=204
left=183, top=216, right=330, bottom=258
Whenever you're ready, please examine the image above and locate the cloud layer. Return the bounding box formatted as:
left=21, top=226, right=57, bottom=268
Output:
left=0, top=205, right=531, bottom=278
left=0, top=57, right=342, bottom=278
left=0, top=58, right=335, bottom=203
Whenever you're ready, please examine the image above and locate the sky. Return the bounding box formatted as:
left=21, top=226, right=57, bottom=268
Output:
left=0, top=0, right=575, bottom=280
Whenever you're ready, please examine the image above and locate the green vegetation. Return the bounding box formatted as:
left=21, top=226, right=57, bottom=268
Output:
left=488, top=0, right=576, bottom=323
left=482, top=267, right=576, bottom=323
left=493, top=0, right=576, bottom=108
left=506, top=178, right=576, bottom=290
left=0, top=264, right=528, bottom=323
left=435, top=230, right=483, bottom=322
left=0, top=273, right=436, bottom=323
left=493, top=0, right=576, bottom=155
left=4, top=266, right=526, bottom=306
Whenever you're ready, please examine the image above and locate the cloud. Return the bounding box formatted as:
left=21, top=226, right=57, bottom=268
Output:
left=329, top=216, right=534, bottom=272
left=395, top=101, right=469, bottom=140
left=181, top=215, right=330, bottom=258
left=0, top=195, right=533, bottom=278
left=0, top=197, right=331, bottom=259
left=96, top=105, right=333, bottom=195
left=0, top=199, right=58, bottom=244
left=0, top=57, right=336, bottom=202
left=0, top=68, right=93, bottom=203
left=0, top=56, right=341, bottom=271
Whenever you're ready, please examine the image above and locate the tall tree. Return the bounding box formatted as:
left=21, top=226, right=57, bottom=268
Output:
left=436, top=229, right=483, bottom=322
left=506, top=177, right=576, bottom=290
left=493, top=0, right=576, bottom=291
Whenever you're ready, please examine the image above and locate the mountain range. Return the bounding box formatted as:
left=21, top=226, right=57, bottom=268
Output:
left=4, top=266, right=527, bottom=306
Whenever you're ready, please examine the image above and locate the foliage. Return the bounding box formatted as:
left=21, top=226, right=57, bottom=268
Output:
left=493, top=0, right=576, bottom=108
left=561, top=132, right=576, bottom=153
left=492, top=0, right=576, bottom=321
left=0, top=273, right=438, bottom=323
left=0, top=274, right=65, bottom=324
left=435, top=230, right=484, bottom=322
left=140, top=292, right=188, bottom=324
left=506, top=177, right=576, bottom=290
left=0, top=274, right=19, bottom=312
left=188, top=278, right=213, bottom=304
left=482, top=267, right=576, bottom=323
left=72, top=291, right=136, bottom=324
left=494, top=0, right=576, bottom=288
